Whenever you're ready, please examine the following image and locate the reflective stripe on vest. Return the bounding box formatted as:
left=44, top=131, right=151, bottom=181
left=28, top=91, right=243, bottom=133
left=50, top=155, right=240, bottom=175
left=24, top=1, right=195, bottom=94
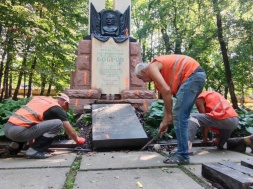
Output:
left=210, top=99, right=230, bottom=114
left=12, top=112, right=35, bottom=125
left=11, top=105, right=41, bottom=125
left=170, top=55, right=190, bottom=92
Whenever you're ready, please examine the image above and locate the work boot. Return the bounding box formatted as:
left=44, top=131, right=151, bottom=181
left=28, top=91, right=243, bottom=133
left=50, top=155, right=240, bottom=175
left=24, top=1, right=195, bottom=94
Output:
left=243, top=135, right=253, bottom=153
left=31, top=135, right=54, bottom=152
left=0, top=146, right=20, bottom=158
left=227, top=137, right=246, bottom=153
left=0, top=142, right=25, bottom=158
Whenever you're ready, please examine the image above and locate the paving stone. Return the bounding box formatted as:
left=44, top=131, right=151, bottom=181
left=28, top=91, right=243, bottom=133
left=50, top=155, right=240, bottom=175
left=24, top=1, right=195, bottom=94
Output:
left=0, top=151, right=76, bottom=169
left=202, top=162, right=253, bottom=189
left=92, top=104, right=148, bottom=149
left=74, top=168, right=204, bottom=189
left=242, top=158, right=253, bottom=169
left=0, top=168, right=69, bottom=189
left=190, top=147, right=250, bottom=164
left=80, top=151, right=169, bottom=170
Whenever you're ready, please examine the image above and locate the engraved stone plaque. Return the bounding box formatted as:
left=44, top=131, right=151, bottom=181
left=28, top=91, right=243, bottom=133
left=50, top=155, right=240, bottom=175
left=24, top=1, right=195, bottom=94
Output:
left=91, top=36, right=130, bottom=94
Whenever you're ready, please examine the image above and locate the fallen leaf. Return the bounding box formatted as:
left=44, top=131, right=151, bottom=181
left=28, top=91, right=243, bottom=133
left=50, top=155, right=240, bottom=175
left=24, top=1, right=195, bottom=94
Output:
left=136, top=181, right=143, bottom=188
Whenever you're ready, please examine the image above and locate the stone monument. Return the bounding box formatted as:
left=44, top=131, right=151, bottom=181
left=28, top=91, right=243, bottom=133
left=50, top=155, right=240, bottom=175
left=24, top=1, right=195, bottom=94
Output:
left=65, top=0, right=157, bottom=149
left=66, top=0, right=156, bottom=113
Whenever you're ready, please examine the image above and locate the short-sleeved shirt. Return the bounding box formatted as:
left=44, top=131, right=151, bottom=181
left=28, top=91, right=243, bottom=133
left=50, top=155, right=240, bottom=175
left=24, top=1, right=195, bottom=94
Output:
left=43, top=106, right=68, bottom=122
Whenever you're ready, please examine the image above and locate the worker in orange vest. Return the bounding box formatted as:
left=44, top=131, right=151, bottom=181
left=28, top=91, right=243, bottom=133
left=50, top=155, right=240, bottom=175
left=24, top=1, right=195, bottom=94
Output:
left=188, top=91, right=239, bottom=153
left=3, top=93, right=85, bottom=159
left=135, top=54, right=206, bottom=164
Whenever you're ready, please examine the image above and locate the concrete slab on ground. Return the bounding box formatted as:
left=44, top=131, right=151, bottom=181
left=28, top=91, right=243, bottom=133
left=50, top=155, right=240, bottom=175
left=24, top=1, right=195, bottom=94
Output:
left=189, top=147, right=250, bottom=164
left=80, top=151, right=167, bottom=170
left=0, top=168, right=69, bottom=189
left=92, top=104, right=148, bottom=149
left=74, top=168, right=204, bottom=189
left=0, top=151, right=76, bottom=169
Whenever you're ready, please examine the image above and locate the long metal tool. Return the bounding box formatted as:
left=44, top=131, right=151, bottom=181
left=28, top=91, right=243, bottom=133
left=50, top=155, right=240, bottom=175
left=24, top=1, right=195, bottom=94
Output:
left=141, top=133, right=160, bottom=151
left=49, top=147, right=91, bottom=152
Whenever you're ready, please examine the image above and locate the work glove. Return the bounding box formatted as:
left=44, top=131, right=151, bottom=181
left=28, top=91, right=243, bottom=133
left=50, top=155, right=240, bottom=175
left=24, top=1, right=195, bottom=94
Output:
left=76, top=137, right=86, bottom=145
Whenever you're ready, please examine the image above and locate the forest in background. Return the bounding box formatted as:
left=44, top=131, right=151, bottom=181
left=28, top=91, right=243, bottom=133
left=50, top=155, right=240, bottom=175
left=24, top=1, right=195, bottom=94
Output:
left=0, top=0, right=253, bottom=109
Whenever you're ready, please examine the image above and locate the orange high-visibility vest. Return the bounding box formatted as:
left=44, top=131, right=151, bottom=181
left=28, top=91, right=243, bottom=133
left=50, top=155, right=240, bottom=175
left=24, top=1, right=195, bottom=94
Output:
left=8, top=96, right=60, bottom=127
left=198, top=91, right=238, bottom=120
left=150, top=55, right=200, bottom=95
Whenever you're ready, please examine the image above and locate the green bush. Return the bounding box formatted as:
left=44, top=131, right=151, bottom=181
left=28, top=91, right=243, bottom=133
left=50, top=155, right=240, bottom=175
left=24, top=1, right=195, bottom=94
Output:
left=144, top=99, right=175, bottom=140
left=0, top=97, right=32, bottom=136
left=231, top=107, right=253, bottom=137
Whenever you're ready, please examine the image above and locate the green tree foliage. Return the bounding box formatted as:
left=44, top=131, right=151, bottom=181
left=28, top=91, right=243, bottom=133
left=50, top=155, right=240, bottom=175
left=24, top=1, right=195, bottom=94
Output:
left=1, top=0, right=253, bottom=109
left=0, top=0, right=89, bottom=100
left=132, top=0, right=253, bottom=108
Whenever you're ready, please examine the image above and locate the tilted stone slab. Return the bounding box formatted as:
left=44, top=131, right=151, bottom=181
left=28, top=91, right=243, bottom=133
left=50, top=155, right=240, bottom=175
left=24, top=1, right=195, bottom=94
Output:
left=92, top=104, right=148, bottom=149
left=202, top=162, right=253, bottom=189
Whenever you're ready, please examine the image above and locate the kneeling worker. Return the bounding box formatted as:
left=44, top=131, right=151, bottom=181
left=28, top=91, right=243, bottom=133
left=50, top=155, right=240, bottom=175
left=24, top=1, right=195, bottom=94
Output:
left=3, top=93, right=85, bottom=159
left=188, top=91, right=239, bottom=152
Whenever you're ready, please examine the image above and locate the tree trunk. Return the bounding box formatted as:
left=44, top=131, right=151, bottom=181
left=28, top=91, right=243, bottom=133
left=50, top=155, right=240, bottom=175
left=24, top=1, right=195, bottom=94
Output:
left=8, top=73, right=12, bottom=97
left=161, top=28, right=171, bottom=54
left=27, top=56, right=37, bottom=97
left=2, top=51, right=11, bottom=100
left=47, top=83, right=52, bottom=96
left=0, top=50, right=7, bottom=89
left=40, top=74, right=46, bottom=95
left=12, top=39, right=31, bottom=100
left=212, top=0, right=238, bottom=109
left=172, top=5, right=182, bottom=54
left=12, top=69, right=23, bottom=100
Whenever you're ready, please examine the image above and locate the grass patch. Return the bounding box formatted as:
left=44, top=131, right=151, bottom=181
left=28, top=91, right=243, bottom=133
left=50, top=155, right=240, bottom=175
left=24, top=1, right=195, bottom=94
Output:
left=63, top=155, right=82, bottom=189
left=179, top=166, right=213, bottom=189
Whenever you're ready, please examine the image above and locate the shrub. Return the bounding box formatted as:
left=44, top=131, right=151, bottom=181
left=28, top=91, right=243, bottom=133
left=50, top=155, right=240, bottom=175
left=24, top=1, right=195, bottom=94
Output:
left=0, top=97, right=32, bottom=136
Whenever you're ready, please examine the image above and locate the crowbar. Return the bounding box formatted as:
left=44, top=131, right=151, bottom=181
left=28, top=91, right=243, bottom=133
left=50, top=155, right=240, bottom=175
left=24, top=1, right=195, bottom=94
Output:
left=49, top=147, right=91, bottom=152
left=141, top=132, right=160, bottom=151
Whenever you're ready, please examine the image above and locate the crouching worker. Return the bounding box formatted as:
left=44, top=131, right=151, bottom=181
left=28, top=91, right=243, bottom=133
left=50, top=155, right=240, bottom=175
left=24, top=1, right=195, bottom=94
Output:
left=2, top=93, right=85, bottom=159
left=188, top=91, right=239, bottom=152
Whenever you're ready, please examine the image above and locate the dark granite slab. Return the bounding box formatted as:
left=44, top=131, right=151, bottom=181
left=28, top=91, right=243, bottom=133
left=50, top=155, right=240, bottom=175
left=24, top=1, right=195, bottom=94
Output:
left=202, top=162, right=253, bottom=189
left=92, top=104, right=148, bottom=149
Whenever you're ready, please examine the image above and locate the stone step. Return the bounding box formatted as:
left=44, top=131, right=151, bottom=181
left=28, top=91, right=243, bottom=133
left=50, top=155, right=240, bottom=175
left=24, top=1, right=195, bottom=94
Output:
left=202, top=161, right=253, bottom=189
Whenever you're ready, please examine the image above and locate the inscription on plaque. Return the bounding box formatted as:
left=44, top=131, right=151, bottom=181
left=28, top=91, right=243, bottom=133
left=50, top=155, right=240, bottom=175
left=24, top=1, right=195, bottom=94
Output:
left=91, top=36, right=130, bottom=94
